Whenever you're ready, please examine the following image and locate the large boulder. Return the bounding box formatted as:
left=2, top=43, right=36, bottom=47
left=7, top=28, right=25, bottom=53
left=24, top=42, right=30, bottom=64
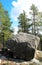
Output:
left=6, top=32, right=40, bottom=60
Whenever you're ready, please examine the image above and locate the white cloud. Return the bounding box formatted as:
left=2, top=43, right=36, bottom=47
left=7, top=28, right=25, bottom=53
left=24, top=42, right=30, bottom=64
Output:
left=14, top=27, right=18, bottom=35
left=10, top=0, right=42, bottom=21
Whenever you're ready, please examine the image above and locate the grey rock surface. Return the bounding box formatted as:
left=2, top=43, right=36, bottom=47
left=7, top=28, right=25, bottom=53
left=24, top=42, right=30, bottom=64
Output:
left=12, top=32, right=40, bottom=49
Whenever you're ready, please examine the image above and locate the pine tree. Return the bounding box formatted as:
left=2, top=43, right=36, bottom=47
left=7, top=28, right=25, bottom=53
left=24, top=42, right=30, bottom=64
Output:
left=30, top=4, right=38, bottom=34
left=0, top=3, right=13, bottom=45
left=18, top=10, right=31, bottom=33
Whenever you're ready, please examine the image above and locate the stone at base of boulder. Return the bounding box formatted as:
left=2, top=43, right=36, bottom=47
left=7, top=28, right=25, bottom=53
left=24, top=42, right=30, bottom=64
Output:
left=0, top=59, right=41, bottom=65
left=35, top=50, right=42, bottom=61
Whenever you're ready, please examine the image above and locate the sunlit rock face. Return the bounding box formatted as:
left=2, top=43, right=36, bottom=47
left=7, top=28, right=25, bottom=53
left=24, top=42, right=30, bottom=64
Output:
left=6, top=32, right=40, bottom=61
left=35, top=50, right=42, bottom=61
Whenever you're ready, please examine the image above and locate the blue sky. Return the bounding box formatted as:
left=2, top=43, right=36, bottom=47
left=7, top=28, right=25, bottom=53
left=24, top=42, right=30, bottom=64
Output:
left=0, top=0, right=42, bottom=34
left=0, top=0, right=17, bottom=12
left=0, top=0, right=18, bottom=28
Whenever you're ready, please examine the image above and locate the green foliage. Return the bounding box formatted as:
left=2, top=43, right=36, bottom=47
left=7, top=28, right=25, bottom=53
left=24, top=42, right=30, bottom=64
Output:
left=18, top=10, right=31, bottom=33
left=30, top=4, right=38, bottom=15
left=0, top=3, right=13, bottom=43
left=30, top=4, right=42, bottom=36
left=30, top=4, right=38, bottom=34
left=36, top=12, right=42, bottom=26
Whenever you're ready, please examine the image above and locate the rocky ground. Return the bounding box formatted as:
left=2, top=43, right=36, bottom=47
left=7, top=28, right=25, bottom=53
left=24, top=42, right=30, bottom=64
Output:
left=0, top=50, right=42, bottom=65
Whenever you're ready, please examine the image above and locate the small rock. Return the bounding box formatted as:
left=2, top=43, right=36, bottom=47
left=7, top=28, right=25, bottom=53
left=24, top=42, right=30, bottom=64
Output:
left=0, top=56, right=7, bottom=60
left=31, top=58, right=40, bottom=63
left=35, top=50, right=42, bottom=61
